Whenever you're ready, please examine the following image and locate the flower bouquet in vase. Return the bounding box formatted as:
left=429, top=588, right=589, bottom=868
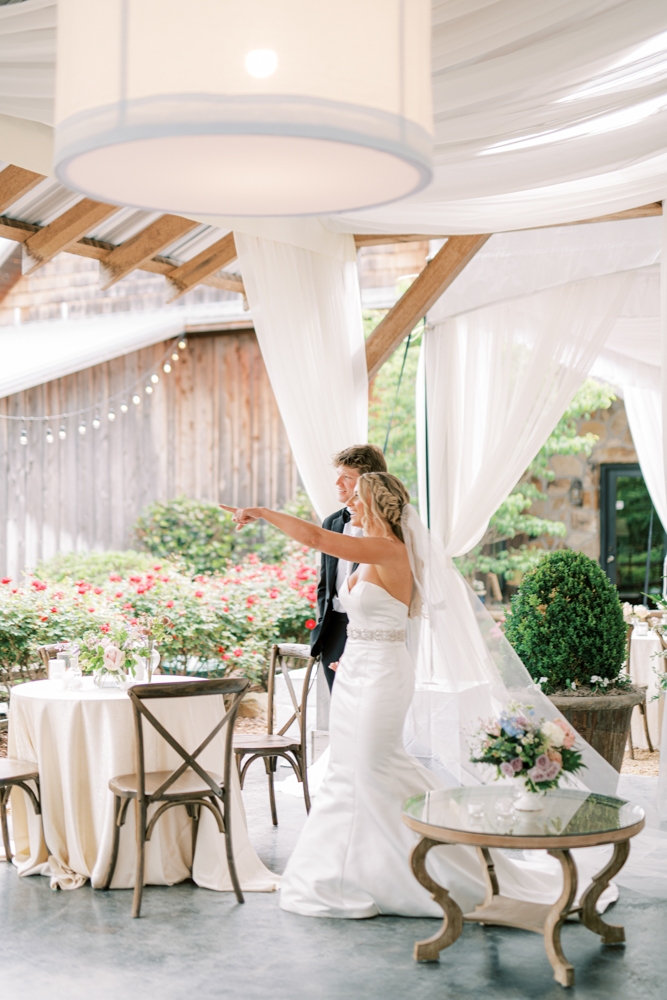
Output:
left=79, top=615, right=172, bottom=688
left=470, top=703, right=584, bottom=810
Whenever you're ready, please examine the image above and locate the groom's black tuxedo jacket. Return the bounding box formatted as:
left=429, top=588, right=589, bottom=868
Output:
left=309, top=507, right=348, bottom=660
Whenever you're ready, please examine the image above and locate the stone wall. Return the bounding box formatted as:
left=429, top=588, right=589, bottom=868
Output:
left=529, top=397, right=637, bottom=561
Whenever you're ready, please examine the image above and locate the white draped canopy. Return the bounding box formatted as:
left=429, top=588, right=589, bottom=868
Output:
left=1, top=0, right=667, bottom=806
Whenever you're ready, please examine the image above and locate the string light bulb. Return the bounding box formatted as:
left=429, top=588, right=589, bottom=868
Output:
left=108, top=409, right=116, bottom=421
left=150, top=373, right=159, bottom=384
left=92, top=416, right=101, bottom=429
left=59, top=425, right=67, bottom=440
left=20, top=428, right=27, bottom=446
left=178, top=339, right=187, bottom=350
left=163, top=363, right=171, bottom=373
left=171, top=352, right=179, bottom=361
left=46, top=427, right=54, bottom=444
left=78, top=421, right=86, bottom=435
left=145, top=385, right=153, bottom=394
left=120, top=402, right=128, bottom=413
left=132, top=394, right=141, bottom=405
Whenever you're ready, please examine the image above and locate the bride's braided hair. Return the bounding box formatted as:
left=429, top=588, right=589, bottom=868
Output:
left=357, top=473, right=410, bottom=542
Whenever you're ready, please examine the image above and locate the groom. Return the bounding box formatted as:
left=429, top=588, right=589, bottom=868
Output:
left=310, top=444, right=387, bottom=690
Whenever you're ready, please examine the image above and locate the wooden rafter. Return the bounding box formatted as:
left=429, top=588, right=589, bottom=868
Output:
left=22, top=198, right=121, bottom=275
left=0, top=213, right=244, bottom=296
left=166, top=233, right=237, bottom=302
left=365, top=235, right=491, bottom=380
left=352, top=202, right=662, bottom=248
left=0, top=165, right=45, bottom=214
left=99, top=214, right=200, bottom=289
left=354, top=234, right=439, bottom=247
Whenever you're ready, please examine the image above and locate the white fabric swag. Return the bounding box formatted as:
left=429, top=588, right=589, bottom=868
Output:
left=417, top=273, right=633, bottom=557
left=234, top=232, right=367, bottom=520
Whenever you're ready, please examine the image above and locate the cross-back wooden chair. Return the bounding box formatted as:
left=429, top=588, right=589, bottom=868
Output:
left=1, top=759, right=41, bottom=862
left=625, top=626, right=654, bottom=758
left=102, top=676, right=249, bottom=918
left=234, top=644, right=319, bottom=825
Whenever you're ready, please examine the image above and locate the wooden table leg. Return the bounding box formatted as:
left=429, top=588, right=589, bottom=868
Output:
left=410, top=837, right=464, bottom=961
left=545, top=849, right=577, bottom=987
left=579, top=840, right=628, bottom=944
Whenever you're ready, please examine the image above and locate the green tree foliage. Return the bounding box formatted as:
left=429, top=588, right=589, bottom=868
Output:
left=503, top=549, right=627, bottom=691
left=457, top=379, right=617, bottom=582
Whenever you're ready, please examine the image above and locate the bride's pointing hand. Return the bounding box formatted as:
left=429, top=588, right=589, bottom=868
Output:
left=220, top=504, right=263, bottom=530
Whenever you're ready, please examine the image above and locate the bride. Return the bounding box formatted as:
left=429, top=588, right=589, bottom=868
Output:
left=224, top=473, right=612, bottom=918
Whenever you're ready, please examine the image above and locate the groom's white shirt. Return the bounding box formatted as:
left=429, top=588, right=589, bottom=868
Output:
left=332, top=514, right=363, bottom=613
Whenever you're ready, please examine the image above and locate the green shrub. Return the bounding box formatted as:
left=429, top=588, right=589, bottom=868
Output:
left=35, top=549, right=157, bottom=585
left=503, top=549, right=627, bottom=692
left=133, top=492, right=316, bottom=573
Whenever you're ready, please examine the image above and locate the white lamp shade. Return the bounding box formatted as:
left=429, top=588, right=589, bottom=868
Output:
left=54, top=0, right=433, bottom=217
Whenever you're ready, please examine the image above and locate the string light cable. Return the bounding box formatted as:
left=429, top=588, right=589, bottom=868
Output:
left=0, top=337, right=188, bottom=437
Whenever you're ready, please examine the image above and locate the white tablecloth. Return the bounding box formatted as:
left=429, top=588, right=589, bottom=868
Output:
left=8, top=678, right=279, bottom=892
left=629, top=633, right=665, bottom=750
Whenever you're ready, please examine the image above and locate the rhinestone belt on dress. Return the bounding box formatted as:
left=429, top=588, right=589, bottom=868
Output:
left=346, top=627, right=406, bottom=643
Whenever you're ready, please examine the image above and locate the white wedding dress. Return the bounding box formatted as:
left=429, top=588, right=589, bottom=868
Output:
left=280, top=577, right=600, bottom=918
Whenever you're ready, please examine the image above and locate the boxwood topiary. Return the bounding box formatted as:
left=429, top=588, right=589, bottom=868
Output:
left=503, top=549, right=626, bottom=692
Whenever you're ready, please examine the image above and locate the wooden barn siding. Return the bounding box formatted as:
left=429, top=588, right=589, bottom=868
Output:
left=0, top=331, right=299, bottom=578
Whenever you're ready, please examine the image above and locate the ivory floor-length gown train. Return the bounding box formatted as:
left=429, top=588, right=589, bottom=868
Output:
left=280, top=578, right=612, bottom=918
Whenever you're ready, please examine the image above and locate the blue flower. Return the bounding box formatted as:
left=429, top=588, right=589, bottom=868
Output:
left=500, top=714, right=525, bottom=738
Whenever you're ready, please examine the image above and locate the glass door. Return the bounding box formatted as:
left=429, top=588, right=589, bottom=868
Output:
left=599, top=463, right=666, bottom=602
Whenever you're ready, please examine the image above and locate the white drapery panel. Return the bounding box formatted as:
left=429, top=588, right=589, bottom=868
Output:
left=417, top=274, right=633, bottom=557
left=624, top=388, right=667, bottom=532
left=234, top=232, right=367, bottom=520
left=407, top=275, right=633, bottom=796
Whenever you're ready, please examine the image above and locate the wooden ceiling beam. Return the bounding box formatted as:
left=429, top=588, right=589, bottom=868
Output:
left=22, top=198, right=121, bottom=275
left=0, top=213, right=243, bottom=296
left=0, top=164, right=46, bottom=214
left=165, top=232, right=237, bottom=301
left=352, top=203, right=662, bottom=248
left=365, top=235, right=491, bottom=380
left=354, top=234, right=440, bottom=247
left=98, top=214, right=199, bottom=289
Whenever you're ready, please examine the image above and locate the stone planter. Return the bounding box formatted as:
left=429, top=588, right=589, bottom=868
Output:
left=548, top=686, right=646, bottom=772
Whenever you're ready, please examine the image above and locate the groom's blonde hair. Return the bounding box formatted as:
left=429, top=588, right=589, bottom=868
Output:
left=357, top=473, right=410, bottom=542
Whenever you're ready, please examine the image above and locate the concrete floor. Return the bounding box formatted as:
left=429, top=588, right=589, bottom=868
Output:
left=1, top=766, right=666, bottom=1000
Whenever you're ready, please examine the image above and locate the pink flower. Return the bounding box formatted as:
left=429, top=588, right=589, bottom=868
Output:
left=103, top=644, right=124, bottom=673
left=554, top=718, right=576, bottom=749
left=115, top=592, right=123, bottom=598
left=247, top=615, right=254, bottom=622
left=109, top=574, right=122, bottom=582
left=1, top=577, right=10, bottom=584
left=165, top=600, right=174, bottom=608
left=305, top=619, right=316, bottom=630
left=195, top=590, right=204, bottom=598
left=94, top=587, right=103, bottom=595
left=500, top=762, right=514, bottom=778
left=510, top=758, right=523, bottom=772
left=233, top=648, right=243, bottom=657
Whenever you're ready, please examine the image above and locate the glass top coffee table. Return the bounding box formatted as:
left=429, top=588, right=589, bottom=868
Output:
left=402, top=786, right=644, bottom=988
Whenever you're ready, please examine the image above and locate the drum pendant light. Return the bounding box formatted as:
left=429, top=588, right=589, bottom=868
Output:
left=54, top=0, right=433, bottom=217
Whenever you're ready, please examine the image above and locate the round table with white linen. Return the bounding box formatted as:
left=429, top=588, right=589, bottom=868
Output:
left=8, top=677, right=279, bottom=892
left=629, top=633, right=664, bottom=750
